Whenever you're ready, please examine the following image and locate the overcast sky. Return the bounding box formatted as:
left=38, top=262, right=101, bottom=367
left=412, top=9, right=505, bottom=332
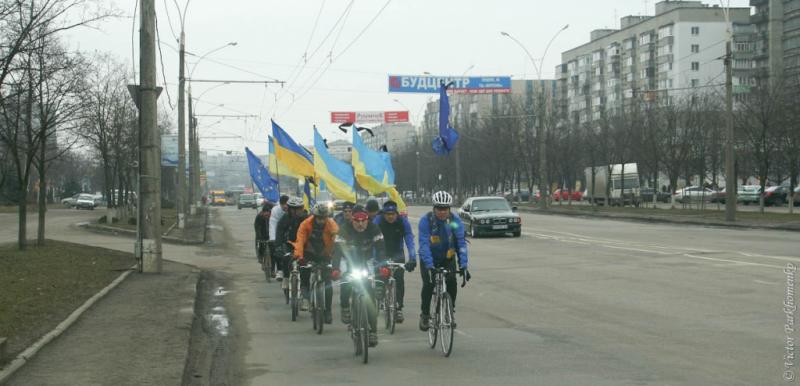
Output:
left=63, top=0, right=750, bottom=154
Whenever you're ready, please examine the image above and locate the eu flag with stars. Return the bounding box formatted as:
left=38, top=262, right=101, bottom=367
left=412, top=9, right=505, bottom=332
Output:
left=245, top=147, right=279, bottom=203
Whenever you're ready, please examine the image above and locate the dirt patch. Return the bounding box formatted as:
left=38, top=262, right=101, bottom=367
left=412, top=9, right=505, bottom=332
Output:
left=0, top=240, right=134, bottom=363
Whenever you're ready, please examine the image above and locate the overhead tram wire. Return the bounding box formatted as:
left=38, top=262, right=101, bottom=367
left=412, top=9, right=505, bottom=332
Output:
left=161, top=0, right=180, bottom=42
left=131, top=0, right=139, bottom=82
left=282, top=0, right=393, bottom=115
left=272, top=0, right=356, bottom=116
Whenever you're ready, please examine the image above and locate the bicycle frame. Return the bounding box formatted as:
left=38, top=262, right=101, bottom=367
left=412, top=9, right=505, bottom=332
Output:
left=307, top=261, right=331, bottom=334
left=428, top=267, right=455, bottom=357
left=341, top=266, right=373, bottom=363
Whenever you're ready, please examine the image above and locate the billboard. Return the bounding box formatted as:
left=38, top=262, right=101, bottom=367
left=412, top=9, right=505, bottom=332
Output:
left=161, top=135, right=178, bottom=167
left=330, top=111, right=409, bottom=124
left=388, top=75, right=512, bottom=94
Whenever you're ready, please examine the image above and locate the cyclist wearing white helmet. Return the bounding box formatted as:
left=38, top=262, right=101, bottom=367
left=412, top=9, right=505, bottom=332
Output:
left=417, top=190, right=469, bottom=331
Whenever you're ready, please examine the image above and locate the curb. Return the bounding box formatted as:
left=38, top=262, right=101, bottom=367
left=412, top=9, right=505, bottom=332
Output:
left=0, top=266, right=136, bottom=385
left=81, top=223, right=205, bottom=245
left=516, top=206, right=800, bottom=232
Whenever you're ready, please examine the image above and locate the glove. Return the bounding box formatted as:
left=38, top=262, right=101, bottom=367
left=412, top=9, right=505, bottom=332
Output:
left=404, top=260, right=417, bottom=272
left=459, top=268, right=472, bottom=281
left=296, top=257, right=306, bottom=266
left=331, top=269, right=341, bottom=281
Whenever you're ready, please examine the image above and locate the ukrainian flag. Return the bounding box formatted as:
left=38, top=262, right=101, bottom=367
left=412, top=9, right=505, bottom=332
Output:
left=269, top=135, right=302, bottom=179
left=350, top=127, right=407, bottom=212
left=271, top=120, right=314, bottom=178
left=314, top=128, right=356, bottom=202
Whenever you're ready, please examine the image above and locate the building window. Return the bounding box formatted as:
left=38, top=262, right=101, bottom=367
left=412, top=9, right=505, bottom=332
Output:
left=691, top=62, right=699, bottom=71
left=691, top=79, right=699, bottom=87
left=691, top=44, right=699, bottom=53
left=691, top=26, right=700, bottom=35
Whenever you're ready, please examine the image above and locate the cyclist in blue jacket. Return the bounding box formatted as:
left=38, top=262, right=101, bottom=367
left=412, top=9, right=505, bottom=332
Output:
left=417, top=191, right=468, bottom=331
left=373, top=200, right=416, bottom=323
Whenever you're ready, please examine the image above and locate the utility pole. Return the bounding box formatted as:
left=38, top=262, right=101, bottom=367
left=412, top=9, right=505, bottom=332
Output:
left=538, top=88, right=549, bottom=209
left=724, top=40, right=736, bottom=222
left=139, top=0, right=162, bottom=273
left=177, top=31, right=186, bottom=228
left=187, top=83, right=195, bottom=214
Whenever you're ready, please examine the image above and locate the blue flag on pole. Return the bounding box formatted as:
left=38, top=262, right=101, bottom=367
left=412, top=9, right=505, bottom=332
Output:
left=432, top=82, right=460, bottom=155
left=245, top=147, right=279, bottom=203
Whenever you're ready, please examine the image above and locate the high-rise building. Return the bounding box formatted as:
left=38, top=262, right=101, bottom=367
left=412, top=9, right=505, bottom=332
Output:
left=558, top=1, right=750, bottom=123
left=360, top=122, right=417, bottom=152
left=747, top=0, right=800, bottom=84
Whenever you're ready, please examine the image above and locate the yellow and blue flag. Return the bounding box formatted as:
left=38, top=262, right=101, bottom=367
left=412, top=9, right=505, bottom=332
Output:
left=303, top=177, right=315, bottom=210
left=271, top=119, right=314, bottom=178
left=313, top=128, right=356, bottom=202
left=350, top=126, right=407, bottom=212
left=269, top=135, right=303, bottom=179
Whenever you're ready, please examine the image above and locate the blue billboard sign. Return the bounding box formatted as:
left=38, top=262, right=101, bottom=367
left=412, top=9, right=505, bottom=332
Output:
left=388, top=75, right=512, bottom=94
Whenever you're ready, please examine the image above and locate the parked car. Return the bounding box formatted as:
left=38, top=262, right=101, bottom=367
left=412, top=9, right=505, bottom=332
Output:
left=737, top=185, right=762, bottom=205
left=552, top=189, right=582, bottom=202
left=640, top=187, right=671, bottom=203
left=673, top=186, right=715, bottom=203
left=61, top=193, right=80, bottom=208
left=75, top=194, right=97, bottom=210
left=237, top=193, right=258, bottom=209
left=710, top=188, right=726, bottom=204
left=764, top=185, right=789, bottom=206
left=458, top=196, right=521, bottom=238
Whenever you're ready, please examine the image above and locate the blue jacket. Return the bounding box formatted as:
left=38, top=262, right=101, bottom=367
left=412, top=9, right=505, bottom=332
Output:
left=373, top=215, right=416, bottom=261
left=418, top=212, right=468, bottom=270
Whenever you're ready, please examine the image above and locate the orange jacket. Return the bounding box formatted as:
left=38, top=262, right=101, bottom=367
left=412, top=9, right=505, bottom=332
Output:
left=293, top=215, right=339, bottom=260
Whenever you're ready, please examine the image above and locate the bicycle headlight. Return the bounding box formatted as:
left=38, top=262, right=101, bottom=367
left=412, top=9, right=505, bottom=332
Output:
left=349, top=269, right=368, bottom=280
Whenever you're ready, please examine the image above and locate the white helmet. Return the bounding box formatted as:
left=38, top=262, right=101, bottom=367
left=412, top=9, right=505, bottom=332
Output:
left=432, top=191, right=453, bottom=207
left=287, top=196, right=304, bottom=208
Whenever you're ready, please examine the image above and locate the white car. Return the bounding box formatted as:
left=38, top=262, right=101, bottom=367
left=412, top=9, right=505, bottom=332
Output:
left=75, top=194, right=97, bottom=210
left=61, top=193, right=80, bottom=207
left=255, top=193, right=265, bottom=207
left=673, top=186, right=715, bottom=203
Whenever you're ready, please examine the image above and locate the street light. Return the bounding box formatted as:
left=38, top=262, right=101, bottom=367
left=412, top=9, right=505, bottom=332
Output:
left=501, top=25, right=569, bottom=209
left=185, top=43, right=236, bottom=211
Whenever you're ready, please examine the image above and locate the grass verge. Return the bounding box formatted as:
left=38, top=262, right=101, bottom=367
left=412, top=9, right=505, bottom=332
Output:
left=0, top=240, right=135, bottom=363
left=527, top=204, right=800, bottom=225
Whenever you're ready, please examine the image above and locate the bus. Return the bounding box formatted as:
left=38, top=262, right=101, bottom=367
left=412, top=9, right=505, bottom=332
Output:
left=210, top=190, right=227, bottom=206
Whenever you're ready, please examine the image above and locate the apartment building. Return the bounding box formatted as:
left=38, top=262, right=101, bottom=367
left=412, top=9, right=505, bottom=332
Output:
left=558, top=1, right=750, bottom=124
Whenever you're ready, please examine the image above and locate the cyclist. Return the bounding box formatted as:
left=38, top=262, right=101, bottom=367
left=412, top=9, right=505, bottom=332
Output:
left=276, top=196, right=308, bottom=300
left=254, top=201, right=274, bottom=267
left=293, top=204, right=338, bottom=323
left=336, top=205, right=384, bottom=347
left=417, top=191, right=468, bottom=331
left=269, top=195, right=290, bottom=280
left=365, top=198, right=381, bottom=221
left=333, top=201, right=355, bottom=227
left=373, top=200, right=416, bottom=323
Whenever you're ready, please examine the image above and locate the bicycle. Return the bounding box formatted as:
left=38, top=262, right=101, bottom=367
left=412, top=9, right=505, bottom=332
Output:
left=426, top=267, right=465, bottom=357
left=376, top=261, right=406, bottom=335
left=256, top=240, right=271, bottom=283
left=341, top=266, right=372, bottom=364
left=288, top=258, right=300, bottom=321
left=307, top=260, right=332, bottom=334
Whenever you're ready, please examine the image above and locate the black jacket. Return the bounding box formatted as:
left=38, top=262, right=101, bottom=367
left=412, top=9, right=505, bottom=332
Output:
left=276, top=212, right=308, bottom=251
left=254, top=211, right=270, bottom=240
left=337, top=222, right=385, bottom=266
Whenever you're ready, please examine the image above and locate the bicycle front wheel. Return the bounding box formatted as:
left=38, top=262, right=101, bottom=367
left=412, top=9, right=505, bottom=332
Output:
left=290, top=274, right=299, bottom=322
left=262, top=252, right=272, bottom=283
left=352, top=296, right=362, bottom=356
left=360, top=295, right=369, bottom=364
left=315, top=280, right=324, bottom=334
left=387, top=281, right=396, bottom=334
left=428, top=298, right=438, bottom=349
left=440, top=292, right=454, bottom=357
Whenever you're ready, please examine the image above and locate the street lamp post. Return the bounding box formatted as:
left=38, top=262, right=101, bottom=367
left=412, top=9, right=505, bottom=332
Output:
left=184, top=42, right=236, bottom=212
left=501, top=25, right=568, bottom=209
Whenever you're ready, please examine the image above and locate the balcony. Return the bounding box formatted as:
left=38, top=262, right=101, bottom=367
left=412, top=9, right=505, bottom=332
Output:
left=751, top=12, right=768, bottom=24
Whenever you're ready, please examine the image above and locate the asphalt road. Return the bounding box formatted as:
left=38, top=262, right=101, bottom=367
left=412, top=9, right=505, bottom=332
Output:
left=2, top=206, right=796, bottom=385
left=214, top=205, right=795, bottom=386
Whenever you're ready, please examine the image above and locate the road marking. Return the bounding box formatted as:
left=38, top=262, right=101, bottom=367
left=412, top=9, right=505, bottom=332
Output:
left=754, top=279, right=778, bottom=285
left=682, top=253, right=782, bottom=269
left=454, top=329, right=473, bottom=338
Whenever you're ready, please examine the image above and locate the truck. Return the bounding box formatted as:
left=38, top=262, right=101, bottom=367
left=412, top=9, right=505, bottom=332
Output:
left=210, top=190, right=227, bottom=206
left=584, top=163, right=641, bottom=206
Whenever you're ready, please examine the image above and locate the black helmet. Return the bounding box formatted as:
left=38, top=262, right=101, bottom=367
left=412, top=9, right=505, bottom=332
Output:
left=365, top=199, right=380, bottom=213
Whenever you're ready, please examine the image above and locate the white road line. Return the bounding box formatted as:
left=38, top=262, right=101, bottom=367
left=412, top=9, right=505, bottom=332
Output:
left=682, top=253, right=782, bottom=269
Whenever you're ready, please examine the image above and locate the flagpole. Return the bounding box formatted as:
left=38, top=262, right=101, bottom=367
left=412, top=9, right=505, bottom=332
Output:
left=273, top=150, right=281, bottom=198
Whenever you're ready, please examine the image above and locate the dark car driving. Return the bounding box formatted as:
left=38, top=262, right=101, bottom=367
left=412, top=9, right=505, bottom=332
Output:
left=458, top=196, right=521, bottom=238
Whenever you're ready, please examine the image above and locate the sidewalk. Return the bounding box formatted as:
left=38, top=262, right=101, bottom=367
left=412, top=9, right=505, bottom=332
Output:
left=4, top=261, right=199, bottom=386
left=517, top=204, right=800, bottom=232
left=84, top=207, right=208, bottom=245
